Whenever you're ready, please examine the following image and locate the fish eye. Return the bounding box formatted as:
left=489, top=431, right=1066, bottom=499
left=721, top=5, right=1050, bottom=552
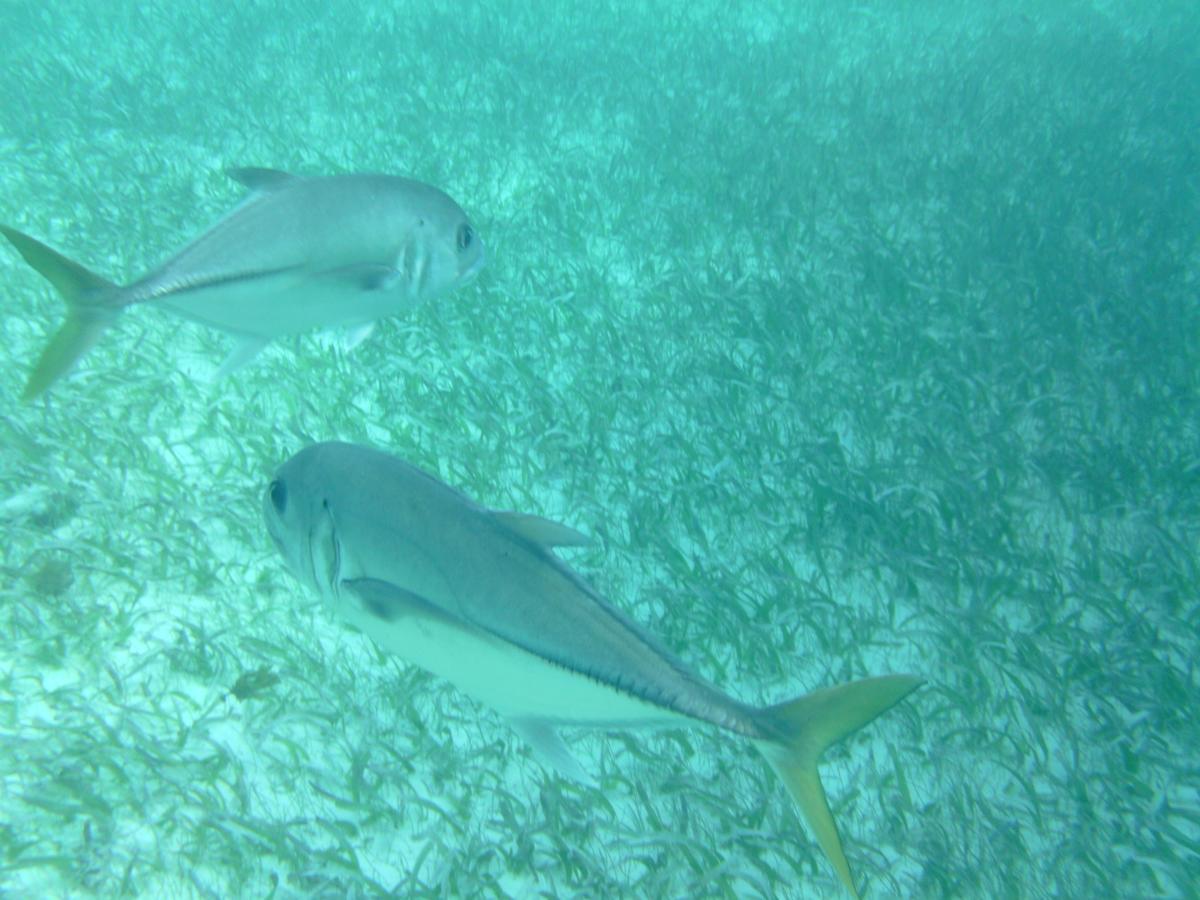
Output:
left=456, top=224, right=474, bottom=252
left=269, top=480, right=288, bottom=515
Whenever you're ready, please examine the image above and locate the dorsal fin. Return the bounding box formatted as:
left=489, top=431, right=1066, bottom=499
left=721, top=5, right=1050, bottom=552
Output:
left=226, top=167, right=297, bottom=192
left=491, top=511, right=590, bottom=548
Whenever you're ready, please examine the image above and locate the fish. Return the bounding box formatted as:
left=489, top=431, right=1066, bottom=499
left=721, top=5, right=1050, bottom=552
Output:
left=1, top=168, right=484, bottom=399
left=263, top=441, right=922, bottom=897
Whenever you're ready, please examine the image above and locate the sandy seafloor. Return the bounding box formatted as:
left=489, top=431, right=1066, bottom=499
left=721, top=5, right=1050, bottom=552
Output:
left=0, top=2, right=1197, bottom=898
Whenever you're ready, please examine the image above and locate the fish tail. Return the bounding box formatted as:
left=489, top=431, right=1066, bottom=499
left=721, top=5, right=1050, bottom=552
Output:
left=754, top=674, right=922, bottom=899
left=1, top=225, right=121, bottom=400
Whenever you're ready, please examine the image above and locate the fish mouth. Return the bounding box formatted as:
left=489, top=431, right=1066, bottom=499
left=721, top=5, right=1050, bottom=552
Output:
left=262, top=490, right=294, bottom=573
left=263, top=490, right=283, bottom=548
left=460, top=243, right=486, bottom=283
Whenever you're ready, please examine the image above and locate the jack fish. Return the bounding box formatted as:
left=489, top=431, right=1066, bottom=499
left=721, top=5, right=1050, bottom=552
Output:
left=264, top=441, right=922, bottom=898
left=1, top=168, right=484, bottom=399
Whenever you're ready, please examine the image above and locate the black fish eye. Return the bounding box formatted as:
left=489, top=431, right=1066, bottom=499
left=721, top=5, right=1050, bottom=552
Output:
left=269, top=480, right=287, bottom=515
left=457, top=223, right=473, bottom=251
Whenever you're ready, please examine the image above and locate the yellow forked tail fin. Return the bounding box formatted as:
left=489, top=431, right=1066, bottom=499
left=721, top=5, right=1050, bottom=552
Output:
left=1, top=225, right=120, bottom=400
left=755, top=674, right=922, bottom=899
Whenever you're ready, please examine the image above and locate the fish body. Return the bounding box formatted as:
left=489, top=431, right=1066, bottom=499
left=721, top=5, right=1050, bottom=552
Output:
left=2, top=168, right=484, bottom=398
left=264, top=441, right=922, bottom=898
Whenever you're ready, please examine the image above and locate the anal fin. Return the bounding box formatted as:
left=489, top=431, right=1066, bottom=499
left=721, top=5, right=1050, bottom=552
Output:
left=214, top=336, right=269, bottom=380
left=341, top=322, right=375, bottom=353
left=510, top=718, right=595, bottom=786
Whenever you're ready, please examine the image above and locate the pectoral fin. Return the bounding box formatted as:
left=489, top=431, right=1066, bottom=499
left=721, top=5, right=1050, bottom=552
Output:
left=315, top=264, right=400, bottom=293
left=341, top=577, right=457, bottom=626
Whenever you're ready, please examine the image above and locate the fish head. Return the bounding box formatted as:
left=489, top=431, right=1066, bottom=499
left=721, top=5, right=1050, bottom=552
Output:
left=264, top=442, right=467, bottom=622
left=386, top=180, right=486, bottom=302
left=264, top=445, right=345, bottom=603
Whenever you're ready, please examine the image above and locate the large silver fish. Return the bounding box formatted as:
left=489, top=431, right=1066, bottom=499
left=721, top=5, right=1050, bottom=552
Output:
left=264, top=441, right=921, bottom=898
left=1, top=168, right=484, bottom=399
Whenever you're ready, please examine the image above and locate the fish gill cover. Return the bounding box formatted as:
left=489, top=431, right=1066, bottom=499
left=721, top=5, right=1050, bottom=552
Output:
left=0, top=1, right=1196, bottom=897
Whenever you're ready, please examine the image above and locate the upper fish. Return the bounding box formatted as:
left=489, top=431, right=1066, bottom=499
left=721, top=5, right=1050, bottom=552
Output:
left=263, top=441, right=922, bottom=899
left=1, top=168, right=485, bottom=399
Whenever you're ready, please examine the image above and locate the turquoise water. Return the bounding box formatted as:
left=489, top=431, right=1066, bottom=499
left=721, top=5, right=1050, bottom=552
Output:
left=1, top=2, right=1197, bottom=897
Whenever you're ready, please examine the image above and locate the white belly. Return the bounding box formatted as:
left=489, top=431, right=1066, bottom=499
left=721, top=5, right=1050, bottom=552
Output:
left=158, top=271, right=417, bottom=338
left=339, top=602, right=686, bottom=729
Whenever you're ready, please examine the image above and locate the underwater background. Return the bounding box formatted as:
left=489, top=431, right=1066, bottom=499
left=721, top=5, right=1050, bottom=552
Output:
left=1, top=1, right=1197, bottom=897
